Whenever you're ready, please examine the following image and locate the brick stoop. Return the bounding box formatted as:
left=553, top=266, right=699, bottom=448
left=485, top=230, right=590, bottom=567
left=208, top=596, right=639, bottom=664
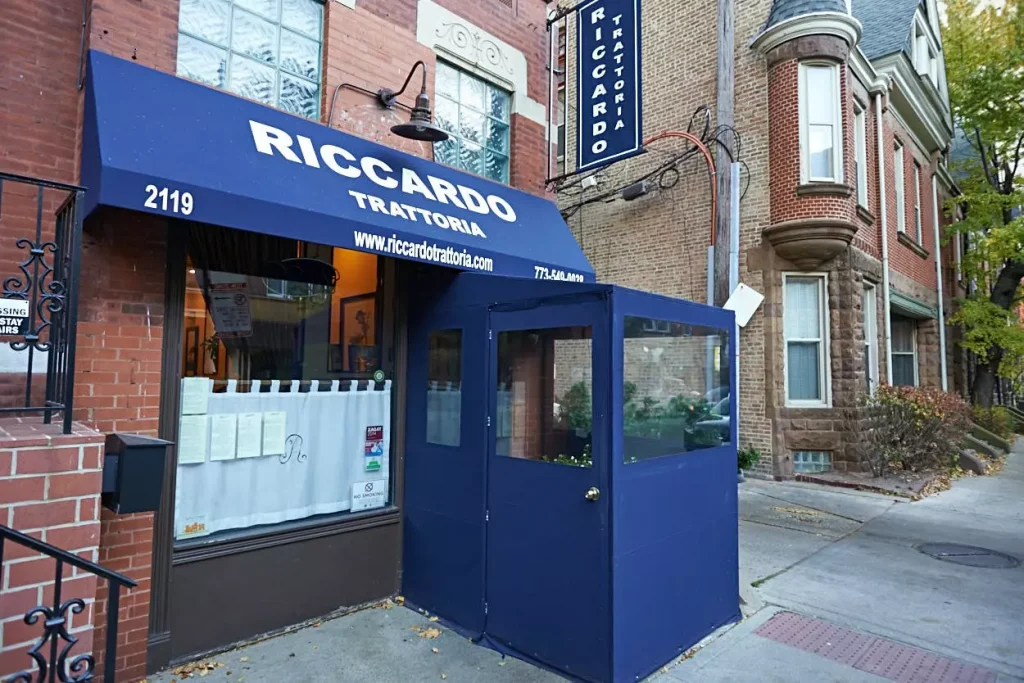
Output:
left=0, top=418, right=106, bottom=680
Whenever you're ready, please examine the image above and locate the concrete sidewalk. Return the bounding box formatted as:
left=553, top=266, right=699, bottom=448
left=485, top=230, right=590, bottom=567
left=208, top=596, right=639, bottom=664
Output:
left=148, top=446, right=1024, bottom=682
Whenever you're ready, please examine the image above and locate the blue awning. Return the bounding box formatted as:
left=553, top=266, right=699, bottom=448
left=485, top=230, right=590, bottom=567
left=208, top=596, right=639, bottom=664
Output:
left=80, top=51, right=594, bottom=283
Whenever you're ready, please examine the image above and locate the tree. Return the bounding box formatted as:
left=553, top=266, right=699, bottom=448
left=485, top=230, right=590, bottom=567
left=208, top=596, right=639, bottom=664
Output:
left=944, top=0, right=1024, bottom=406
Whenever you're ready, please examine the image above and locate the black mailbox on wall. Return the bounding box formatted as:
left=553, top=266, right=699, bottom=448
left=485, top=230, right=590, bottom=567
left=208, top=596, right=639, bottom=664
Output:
left=103, top=433, right=172, bottom=514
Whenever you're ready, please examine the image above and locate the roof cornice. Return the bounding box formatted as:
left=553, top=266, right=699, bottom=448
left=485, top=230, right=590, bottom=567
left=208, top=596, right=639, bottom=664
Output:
left=849, top=46, right=890, bottom=94
left=874, top=53, right=954, bottom=154
left=750, top=12, right=863, bottom=55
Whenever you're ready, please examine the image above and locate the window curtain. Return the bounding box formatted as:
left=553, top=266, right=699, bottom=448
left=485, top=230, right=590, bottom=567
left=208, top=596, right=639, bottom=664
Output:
left=785, top=278, right=822, bottom=401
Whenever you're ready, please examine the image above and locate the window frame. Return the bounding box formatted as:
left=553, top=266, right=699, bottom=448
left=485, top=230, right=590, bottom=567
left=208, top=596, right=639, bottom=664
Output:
left=783, top=273, right=832, bottom=408
left=176, top=0, right=325, bottom=120
left=854, top=104, right=868, bottom=208
left=890, top=315, right=920, bottom=387
left=894, top=140, right=907, bottom=233
left=798, top=62, right=844, bottom=184
left=913, top=161, right=923, bottom=243
left=433, top=61, right=513, bottom=184
left=862, top=283, right=878, bottom=395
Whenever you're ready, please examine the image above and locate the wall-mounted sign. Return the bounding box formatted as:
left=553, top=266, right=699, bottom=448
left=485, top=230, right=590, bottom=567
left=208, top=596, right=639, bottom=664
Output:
left=352, top=479, right=387, bottom=512
left=207, top=272, right=252, bottom=338
left=576, top=0, right=643, bottom=172
left=0, top=299, right=29, bottom=336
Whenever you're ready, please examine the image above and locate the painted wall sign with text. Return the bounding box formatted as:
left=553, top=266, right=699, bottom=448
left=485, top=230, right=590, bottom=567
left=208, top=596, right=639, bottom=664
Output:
left=576, top=0, right=643, bottom=172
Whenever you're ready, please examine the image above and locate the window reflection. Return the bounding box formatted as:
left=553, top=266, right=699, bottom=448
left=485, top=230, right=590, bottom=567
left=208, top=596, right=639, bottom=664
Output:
left=623, top=317, right=730, bottom=463
left=496, top=327, right=593, bottom=467
left=182, top=225, right=380, bottom=381
left=427, top=329, right=462, bottom=447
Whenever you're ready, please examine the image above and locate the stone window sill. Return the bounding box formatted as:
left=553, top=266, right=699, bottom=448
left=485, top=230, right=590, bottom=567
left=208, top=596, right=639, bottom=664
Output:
left=856, top=204, right=875, bottom=225
left=796, top=182, right=853, bottom=198
left=897, top=231, right=929, bottom=259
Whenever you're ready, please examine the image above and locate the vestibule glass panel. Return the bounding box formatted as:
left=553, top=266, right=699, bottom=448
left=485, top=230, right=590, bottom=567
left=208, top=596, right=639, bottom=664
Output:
left=623, top=317, right=730, bottom=463
left=426, top=329, right=462, bottom=447
left=496, top=326, right=593, bottom=467
left=175, top=224, right=389, bottom=545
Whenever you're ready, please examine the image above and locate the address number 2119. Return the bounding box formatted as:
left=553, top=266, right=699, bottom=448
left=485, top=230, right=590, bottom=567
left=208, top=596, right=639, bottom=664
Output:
left=144, top=185, right=194, bottom=215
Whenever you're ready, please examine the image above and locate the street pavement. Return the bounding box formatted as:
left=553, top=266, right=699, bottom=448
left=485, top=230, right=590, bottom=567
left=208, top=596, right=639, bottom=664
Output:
left=147, top=443, right=1024, bottom=682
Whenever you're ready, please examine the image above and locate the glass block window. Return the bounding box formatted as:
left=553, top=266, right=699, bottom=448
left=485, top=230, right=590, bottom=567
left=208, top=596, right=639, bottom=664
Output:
left=793, top=451, right=832, bottom=474
left=434, top=62, right=512, bottom=184
left=177, top=0, right=324, bottom=120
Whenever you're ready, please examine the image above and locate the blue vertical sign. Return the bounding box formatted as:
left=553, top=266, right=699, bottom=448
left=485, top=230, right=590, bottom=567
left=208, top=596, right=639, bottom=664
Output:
left=576, top=0, right=642, bottom=172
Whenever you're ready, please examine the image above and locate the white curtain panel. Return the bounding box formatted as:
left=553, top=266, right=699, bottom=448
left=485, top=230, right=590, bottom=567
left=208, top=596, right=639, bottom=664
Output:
left=174, top=381, right=391, bottom=540
left=784, top=278, right=821, bottom=340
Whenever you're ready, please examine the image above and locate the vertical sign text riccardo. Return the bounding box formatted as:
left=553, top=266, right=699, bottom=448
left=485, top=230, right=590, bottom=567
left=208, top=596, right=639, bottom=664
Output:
left=576, top=0, right=643, bottom=172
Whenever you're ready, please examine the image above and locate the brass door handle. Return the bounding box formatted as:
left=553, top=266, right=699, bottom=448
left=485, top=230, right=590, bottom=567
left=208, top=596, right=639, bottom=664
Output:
left=585, top=487, right=600, bottom=502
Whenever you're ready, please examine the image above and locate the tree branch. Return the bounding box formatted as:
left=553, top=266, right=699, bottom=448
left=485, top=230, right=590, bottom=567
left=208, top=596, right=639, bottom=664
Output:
left=974, top=126, right=999, bottom=190
left=1008, top=132, right=1024, bottom=187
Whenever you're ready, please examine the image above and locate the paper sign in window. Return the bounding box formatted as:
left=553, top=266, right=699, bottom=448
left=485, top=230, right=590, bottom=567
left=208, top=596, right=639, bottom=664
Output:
left=262, top=411, right=287, bottom=456
left=236, top=412, right=263, bottom=458
left=180, top=377, right=211, bottom=415
left=209, top=413, right=238, bottom=461
left=178, top=414, right=209, bottom=465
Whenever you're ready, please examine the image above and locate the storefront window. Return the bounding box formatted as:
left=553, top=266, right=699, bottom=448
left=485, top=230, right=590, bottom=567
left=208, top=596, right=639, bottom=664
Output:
left=496, top=327, right=593, bottom=467
left=175, top=225, right=389, bottom=543
left=622, top=317, right=730, bottom=463
left=177, top=0, right=324, bottom=120
left=426, top=329, right=462, bottom=447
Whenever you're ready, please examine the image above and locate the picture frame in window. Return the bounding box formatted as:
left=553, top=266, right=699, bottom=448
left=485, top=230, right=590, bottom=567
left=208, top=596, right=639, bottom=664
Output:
left=339, top=293, right=378, bottom=374
left=184, top=326, right=200, bottom=376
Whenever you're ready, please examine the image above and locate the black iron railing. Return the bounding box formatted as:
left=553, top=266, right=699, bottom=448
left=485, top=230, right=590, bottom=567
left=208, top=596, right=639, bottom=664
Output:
left=0, top=171, right=84, bottom=433
left=0, top=525, right=136, bottom=682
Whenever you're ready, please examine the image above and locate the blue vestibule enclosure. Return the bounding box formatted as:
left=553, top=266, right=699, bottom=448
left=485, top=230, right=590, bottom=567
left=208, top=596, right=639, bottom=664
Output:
left=403, top=270, right=740, bottom=683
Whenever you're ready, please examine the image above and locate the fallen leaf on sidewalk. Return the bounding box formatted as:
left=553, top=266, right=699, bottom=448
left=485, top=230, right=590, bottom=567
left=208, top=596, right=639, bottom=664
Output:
left=396, top=595, right=406, bottom=604
left=239, top=657, right=249, bottom=663
left=419, top=627, right=442, bottom=639
left=432, top=647, right=439, bottom=653
left=429, top=616, right=439, bottom=622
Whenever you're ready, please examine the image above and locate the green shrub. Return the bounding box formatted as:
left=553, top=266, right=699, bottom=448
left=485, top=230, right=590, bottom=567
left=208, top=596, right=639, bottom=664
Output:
left=738, top=446, right=761, bottom=471
left=862, top=385, right=971, bottom=476
left=972, top=406, right=1015, bottom=440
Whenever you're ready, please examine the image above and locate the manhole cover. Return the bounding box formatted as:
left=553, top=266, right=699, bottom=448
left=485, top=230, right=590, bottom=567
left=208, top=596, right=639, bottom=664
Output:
left=916, top=543, right=1020, bottom=569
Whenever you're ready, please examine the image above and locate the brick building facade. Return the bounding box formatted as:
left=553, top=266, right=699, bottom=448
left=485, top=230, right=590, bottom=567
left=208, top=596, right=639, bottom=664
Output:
left=0, top=0, right=559, bottom=679
left=557, top=0, right=964, bottom=477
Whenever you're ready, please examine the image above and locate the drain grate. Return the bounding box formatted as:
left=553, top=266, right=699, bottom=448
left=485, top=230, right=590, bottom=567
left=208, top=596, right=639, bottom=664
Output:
left=916, top=543, right=1020, bottom=569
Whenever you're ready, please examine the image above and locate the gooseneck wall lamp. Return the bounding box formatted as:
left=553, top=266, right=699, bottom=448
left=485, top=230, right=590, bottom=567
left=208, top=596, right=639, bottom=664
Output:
left=376, top=61, right=450, bottom=143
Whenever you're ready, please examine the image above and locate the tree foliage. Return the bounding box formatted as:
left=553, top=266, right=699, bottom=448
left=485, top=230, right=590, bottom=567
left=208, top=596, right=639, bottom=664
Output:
left=944, top=0, right=1024, bottom=405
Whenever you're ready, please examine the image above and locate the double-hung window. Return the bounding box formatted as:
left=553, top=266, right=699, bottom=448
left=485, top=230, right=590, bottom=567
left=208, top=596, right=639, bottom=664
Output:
left=798, top=63, right=843, bottom=183
left=913, top=162, right=923, bottom=243
left=894, top=141, right=907, bottom=233
left=433, top=62, right=512, bottom=184
left=891, top=315, right=919, bottom=386
left=177, top=0, right=324, bottom=120
left=862, top=284, right=878, bottom=394
left=854, top=105, right=868, bottom=208
left=784, top=275, right=829, bottom=405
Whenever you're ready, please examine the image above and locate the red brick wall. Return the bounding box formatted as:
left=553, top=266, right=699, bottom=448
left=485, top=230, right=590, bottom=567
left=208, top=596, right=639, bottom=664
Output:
left=323, top=0, right=551, bottom=196
left=767, top=58, right=857, bottom=227
left=322, top=2, right=437, bottom=159
left=75, top=210, right=169, bottom=682
left=850, top=76, right=880, bottom=260
left=2, top=1, right=553, bottom=680
left=883, top=114, right=938, bottom=291
left=0, top=423, right=105, bottom=680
